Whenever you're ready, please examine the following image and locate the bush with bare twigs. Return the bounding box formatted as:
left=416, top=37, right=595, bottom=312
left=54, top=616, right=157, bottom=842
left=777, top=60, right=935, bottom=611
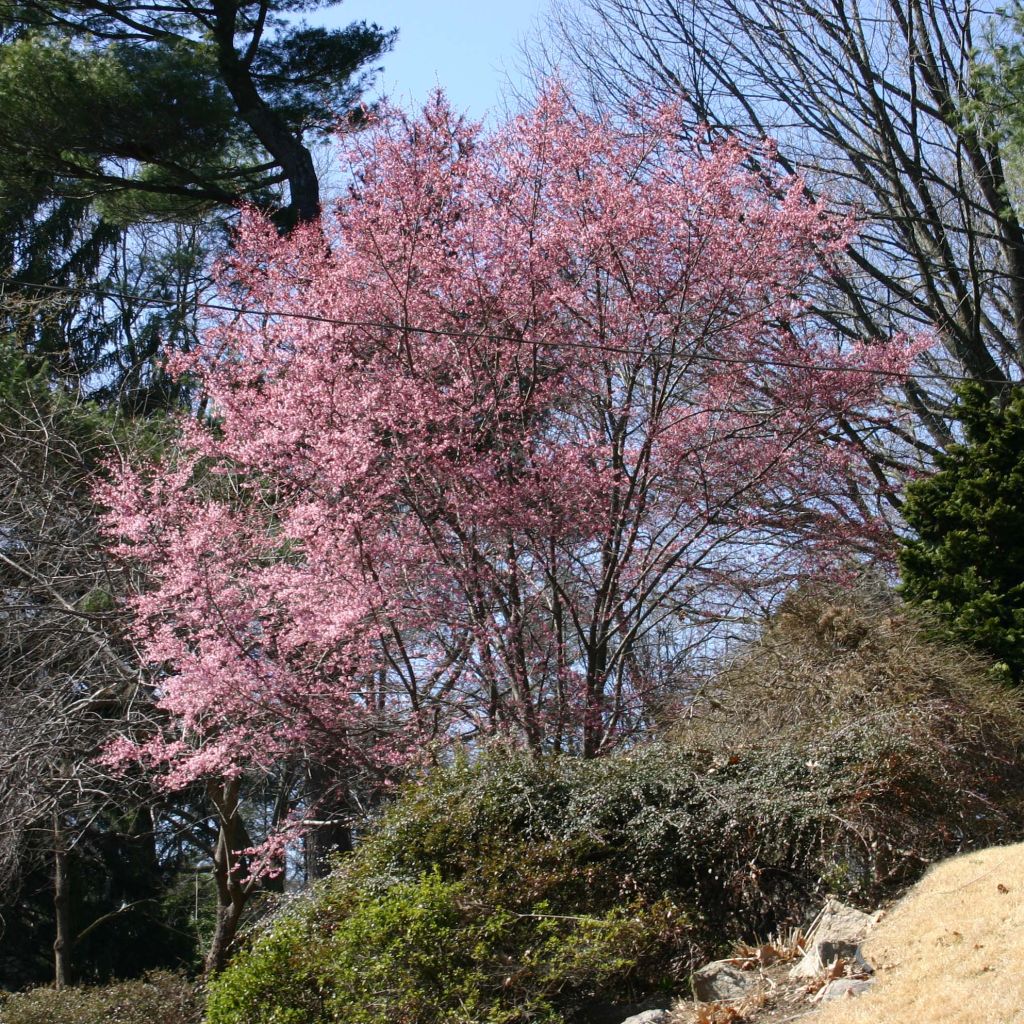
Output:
left=669, top=582, right=1024, bottom=900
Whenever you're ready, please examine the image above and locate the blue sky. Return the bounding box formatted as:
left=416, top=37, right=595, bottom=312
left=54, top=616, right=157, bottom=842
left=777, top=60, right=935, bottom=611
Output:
left=324, top=1, right=548, bottom=121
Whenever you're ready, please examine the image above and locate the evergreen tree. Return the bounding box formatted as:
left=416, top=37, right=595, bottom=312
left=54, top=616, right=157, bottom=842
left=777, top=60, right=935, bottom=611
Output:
left=0, top=0, right=394, bottom=404
left=0, top=1, right=394, bottom=226
left=901, top=384, right=1024, bottom=682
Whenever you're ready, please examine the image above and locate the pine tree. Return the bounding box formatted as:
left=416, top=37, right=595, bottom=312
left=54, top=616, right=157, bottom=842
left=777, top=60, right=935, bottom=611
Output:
left=0, top=0, right=394, bottom=405
left=901, top=383, right=1024, bottom=682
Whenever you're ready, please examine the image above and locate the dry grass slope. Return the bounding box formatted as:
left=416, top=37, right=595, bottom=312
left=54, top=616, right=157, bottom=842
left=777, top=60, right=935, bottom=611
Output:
left=807, top=842, right=1024, bottom=1024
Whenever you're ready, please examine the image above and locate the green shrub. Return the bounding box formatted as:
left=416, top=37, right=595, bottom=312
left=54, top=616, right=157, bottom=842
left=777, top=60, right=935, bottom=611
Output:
left=207, top=859, right=690, bottom=1024
left=208, top=586, right=1024, bottom=1024
left=0, top=972, right=202, bottom=1024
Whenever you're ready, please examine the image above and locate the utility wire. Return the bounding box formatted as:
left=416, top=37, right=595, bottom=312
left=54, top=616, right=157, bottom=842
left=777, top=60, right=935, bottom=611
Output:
left=2, top=276, right=1013, bottom=387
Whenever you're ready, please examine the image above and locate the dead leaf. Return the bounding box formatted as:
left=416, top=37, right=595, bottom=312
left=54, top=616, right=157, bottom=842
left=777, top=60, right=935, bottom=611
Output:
left=825, top=957, right=847, bottom=981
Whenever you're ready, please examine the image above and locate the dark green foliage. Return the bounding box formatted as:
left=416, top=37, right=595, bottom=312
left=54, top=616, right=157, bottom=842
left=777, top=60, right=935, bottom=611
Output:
left=0, top=184, right=216, bottom=412
left=208, top=589, right=1024, bottom=1024
left=247, top=22, right=393, bottom=137
left=901, top=383, right=1024, bottom=682
left=0, top=30, right=222, bottom=407
left=0, top=0, right=394, bottom=405
left=0, top=973, right=202, bottom=1024
left=0, top=3, right=394, bottom=220
left=0, top=192, right=119, bottom=384
left=0, top=822, right=205, bottom=988
left=207, top=856, right=688, bottom=1024
left=0, top=37, right=242, bottom=212
left=70, top=809, right=204, bottom=982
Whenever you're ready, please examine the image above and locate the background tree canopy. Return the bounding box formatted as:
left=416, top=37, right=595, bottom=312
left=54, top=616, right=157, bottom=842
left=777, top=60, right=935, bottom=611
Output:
left=0, top=0, right=394, bottom=409
left=0, top=0, right=395, bottom=224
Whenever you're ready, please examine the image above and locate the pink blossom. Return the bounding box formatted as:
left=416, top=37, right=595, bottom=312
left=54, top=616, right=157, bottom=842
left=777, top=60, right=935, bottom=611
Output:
left=100, top=88, right=924, bottom=839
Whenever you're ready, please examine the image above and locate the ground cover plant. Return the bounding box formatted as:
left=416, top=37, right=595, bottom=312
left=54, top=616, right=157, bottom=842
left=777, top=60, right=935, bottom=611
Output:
left=0, top=972, right=202, bottom=1024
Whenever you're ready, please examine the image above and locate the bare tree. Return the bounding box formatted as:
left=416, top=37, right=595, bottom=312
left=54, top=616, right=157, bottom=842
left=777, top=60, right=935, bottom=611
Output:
left=0, top=344, right=157, bottom=986
left=531, top=0, right=1023, bottom=455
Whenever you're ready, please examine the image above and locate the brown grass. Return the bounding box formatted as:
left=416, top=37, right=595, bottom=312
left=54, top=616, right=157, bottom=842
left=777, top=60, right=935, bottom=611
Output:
left=674, top=987, right=768, bottom=1024
left=804, top=842, right=1024, bottom=1024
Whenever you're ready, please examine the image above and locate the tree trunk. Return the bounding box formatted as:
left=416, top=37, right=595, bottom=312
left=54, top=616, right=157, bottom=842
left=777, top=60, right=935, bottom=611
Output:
left=204, top=893, right=247, bottom=976
left=203, top=779, right=251, bottom=976
left=210, top=1, right=320, bottom=228
left=303, top=766, right=353, bottom=881
left=52, top=812, right=72, bottom=990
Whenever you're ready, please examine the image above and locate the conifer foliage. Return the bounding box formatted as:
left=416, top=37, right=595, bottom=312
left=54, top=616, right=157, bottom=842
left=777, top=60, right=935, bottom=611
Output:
left=901, top=384, right=1024, bottom=682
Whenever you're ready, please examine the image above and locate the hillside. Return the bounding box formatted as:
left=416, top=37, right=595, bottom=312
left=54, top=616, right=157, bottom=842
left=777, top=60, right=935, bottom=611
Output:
left=696, top=843, right=1024, bottom=1024
left=807, top=842, right=1024, bottom=1024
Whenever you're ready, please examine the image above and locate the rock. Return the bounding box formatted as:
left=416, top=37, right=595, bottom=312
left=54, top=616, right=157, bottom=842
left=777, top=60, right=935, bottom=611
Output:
left=618, top=1012, right=671, bottom=1024
left=817, top=939, right=874, bottom=976
left=692, top=960, right=755, bottom=1002
left=577, top=997, right=672, bottom=1024
left=790, top=898, right=880, bottom=979
left=818, top=978, right=875, bottom=1001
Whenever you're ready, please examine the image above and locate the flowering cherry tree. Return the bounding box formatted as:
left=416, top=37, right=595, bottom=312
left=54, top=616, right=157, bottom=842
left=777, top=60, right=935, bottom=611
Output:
left=100, top=89, right=923, bottom=961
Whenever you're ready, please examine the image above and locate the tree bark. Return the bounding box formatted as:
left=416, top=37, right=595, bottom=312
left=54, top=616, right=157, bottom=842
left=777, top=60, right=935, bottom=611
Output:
left=52, top=812, right=72, bottom=990
left=303, top=766, right=353, bottom=881
left=210, top=0, right=320, bottom=227
left=203, top=779, right=251, bottom=976
left=205, top=891, right=247, bottom=977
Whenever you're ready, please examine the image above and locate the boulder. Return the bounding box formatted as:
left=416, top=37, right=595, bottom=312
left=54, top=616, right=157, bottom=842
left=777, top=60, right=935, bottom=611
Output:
left=692, top=960, right=755, bottom=1002
left=618, top=1012, right=671, bottom=1024
left=817, top=978, right=875, bottom=1001
left=790, top=898, right=880, bottom=979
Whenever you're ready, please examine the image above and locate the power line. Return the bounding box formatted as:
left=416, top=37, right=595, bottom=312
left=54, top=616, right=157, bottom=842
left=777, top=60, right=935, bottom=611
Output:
left=1, top=275, right=1011, bottom=387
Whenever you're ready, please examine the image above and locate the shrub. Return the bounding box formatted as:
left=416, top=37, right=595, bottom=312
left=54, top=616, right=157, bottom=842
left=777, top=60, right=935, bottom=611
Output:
left=671, top=581, right=1024, bottom=891
left=0, top=972, right=202, bottom=1024
left=206, top=868, right=685, bottom=1024
left=207, top=586, right=1024, bottom=1024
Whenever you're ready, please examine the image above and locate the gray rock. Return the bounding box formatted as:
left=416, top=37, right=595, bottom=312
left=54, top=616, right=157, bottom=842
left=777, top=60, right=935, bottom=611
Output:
left=692, top=960, right=754, bottom=1002
left=617, top=1012, right=671, bottom=1024
left=818, top=978, right=875, bottom=1001
left=817, top=939, right=874, bottom=976
left=577, top=997, right=672, bottom=1024
left=790, top=898, right=879, bottom=979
